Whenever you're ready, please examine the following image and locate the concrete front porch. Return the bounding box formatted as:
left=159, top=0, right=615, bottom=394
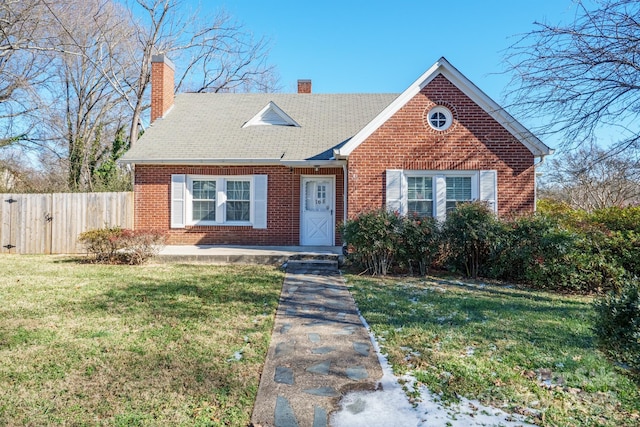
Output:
left=158, top=245, right=342, bottom=265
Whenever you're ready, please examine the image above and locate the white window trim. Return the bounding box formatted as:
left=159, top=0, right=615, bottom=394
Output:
left=388, top=170, right=496, bottom=221
left=186, top=175, right=254, bottom=226
left=407, top=176, right=435, bottom=217
left=427, top=106, right=453, bottom=131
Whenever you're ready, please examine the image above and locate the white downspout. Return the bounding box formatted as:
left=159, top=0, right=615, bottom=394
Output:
left=342, top=163, right=348, bottom=247
left=533, top=154, right=548, bottom=212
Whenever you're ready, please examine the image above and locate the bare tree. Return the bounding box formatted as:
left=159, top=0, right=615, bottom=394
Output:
left=119, top=0, right=279, bottom=145
left=0, top=0, right=51, bottom=149
left=0, top=0, right=278, bottom=190
left=505, top=0, right=640, bottom=154
left=540, top=144, right=640, bottom=210
left=39, top=0, right=133, bottom=190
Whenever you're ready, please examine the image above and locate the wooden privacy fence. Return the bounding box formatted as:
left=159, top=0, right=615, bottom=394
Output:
left=0, top=192, right=134, bottom=254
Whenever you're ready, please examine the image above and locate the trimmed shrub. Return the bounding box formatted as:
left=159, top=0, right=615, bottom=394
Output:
left=77, top=226, right=124, bottom=263
left=398, top=214, right=440, bottom=275
left=593, top=280, right=640, bottom=375
left=486, top=214, right=563, bottom=283
left=441, top=202, right=501, bottom=279
left=341, top=209, right=403, bottom=275
left=116, top=229, right=167, bottom=265
left=78, top=227, right=166, bottom=265
left=342, top=201, right=638, bottom=292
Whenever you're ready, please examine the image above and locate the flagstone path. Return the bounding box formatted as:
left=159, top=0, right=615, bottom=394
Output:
left=251, top=265, right=383, bottom=427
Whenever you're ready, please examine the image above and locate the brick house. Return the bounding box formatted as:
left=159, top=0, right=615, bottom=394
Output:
left=120, top=55, right=552, bottom=247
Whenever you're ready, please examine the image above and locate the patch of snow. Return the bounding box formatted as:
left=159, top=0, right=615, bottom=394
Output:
left=331, top=315, right=537, bottom=427
left=227, top=350, right=243, bottom=362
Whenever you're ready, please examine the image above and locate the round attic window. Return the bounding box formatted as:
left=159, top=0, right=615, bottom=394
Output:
left=427, top=106, right=453, bottom=131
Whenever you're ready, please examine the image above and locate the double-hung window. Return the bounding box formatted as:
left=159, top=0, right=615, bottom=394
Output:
left=407, top=176, right=433, bottom=217
left=386, top=169, right=496, bottom=221
left=191, top=179, right=217, bottom=221
left=225, top=180, right=251, bottom=222
left=445, top=176, right=473, bottom=212
left=169, top=174, right=267, bottom=228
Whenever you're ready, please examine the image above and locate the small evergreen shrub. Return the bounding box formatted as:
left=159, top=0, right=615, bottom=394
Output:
left=441, top=202, right=500, bottom=278
left=77, top=226, right=124, bottom=263
left=593, top=280, right=640, bottom=375
left=341, top=209, right=403, bottom=275
left=398, top=214, right=440, bottom=275
left=78, top=227, right=166, bottom=265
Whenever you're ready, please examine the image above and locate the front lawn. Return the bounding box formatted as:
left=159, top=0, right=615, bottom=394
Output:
left=0, top=256, right=284, bottom=426
left=347, top=275, right=640, bottom=427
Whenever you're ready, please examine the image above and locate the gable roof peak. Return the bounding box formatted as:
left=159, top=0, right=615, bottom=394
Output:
left=335, top=57, right=552, bottom=158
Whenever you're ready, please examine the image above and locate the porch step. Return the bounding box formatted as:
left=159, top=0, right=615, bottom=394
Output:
left=285, top=257, right=339, bottom=273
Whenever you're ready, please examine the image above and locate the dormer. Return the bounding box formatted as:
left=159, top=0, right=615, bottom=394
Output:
left=242, top=101, right=300, bottom=128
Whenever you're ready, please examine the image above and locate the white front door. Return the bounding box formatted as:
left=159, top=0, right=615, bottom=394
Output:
left=301, top=177, right=335, bottom=246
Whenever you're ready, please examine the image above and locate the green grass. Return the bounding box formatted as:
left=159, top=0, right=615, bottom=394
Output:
left=0, top=255, right=284, bottom=426
left=347, top=275, right=640, bottom=427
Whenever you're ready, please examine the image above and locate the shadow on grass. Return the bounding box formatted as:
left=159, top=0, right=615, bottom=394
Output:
left=77, top=268, right=284, bottom=321
left=1, top=262, right=286, bottom=425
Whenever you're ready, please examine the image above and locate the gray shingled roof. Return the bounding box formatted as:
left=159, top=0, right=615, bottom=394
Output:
left=120, top=93, right=398, bottom=164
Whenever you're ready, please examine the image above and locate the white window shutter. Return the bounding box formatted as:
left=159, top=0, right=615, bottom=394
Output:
left=253, top=175, right=268, bottom=229
left=216, top=179, right=225, bottom=222
left=385, top=169, right=405, bottom=214
left=170, top=174, right=186, bottom=228
left=480, top=170, right=497, bottom=213
left=435, top=175, right=447, bottom=221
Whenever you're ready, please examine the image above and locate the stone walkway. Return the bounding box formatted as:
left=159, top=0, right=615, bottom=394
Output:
left=251, top=265, right=383, bottom=427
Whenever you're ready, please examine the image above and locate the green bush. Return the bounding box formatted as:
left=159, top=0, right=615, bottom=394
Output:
left=398, top=214, right=440, bottom=275
left=593, top=280, right=640, bottom=375
left=77, top=226, right=124, bottom=263
left=441, top=202, right=501, bottom=279
left=342, top=201, right=638, bottom=292
left=78, top=227, right=166, bottom=265
left=482, top=206, right=628, bottom=293
left=341, top=209, right=403, bottom=275
left=590, top=206, right=640, bottom=233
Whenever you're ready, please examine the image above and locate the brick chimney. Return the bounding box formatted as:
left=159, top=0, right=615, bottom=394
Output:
left=150, top=54, right=175, bottom=122
left=297, top=79, right=312, bottom=94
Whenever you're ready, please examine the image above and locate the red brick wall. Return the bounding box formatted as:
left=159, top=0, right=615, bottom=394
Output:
left=348, top=74, right=535, bottom=217
left=150, top=58, right=174, bottom=122
left=134, top=165, right=344, bottom=246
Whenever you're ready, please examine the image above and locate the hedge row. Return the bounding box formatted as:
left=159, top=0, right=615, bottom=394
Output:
left=341, top=202, right=640, bottom=294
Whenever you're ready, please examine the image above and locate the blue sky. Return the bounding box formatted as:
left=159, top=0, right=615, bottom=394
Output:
left=195, top=0, right=578, bottom=103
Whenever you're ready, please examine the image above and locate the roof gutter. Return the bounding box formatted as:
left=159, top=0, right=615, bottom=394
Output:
left=118, top=158, right=347, bottom=167
left=280, top=159, right=346, bottom=168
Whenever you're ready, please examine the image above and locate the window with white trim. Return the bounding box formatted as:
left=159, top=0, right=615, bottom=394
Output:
left=427, top=106, right=453, bottom=131
left=169, top=175, right=268, bottom=228
left=226, top=180, right=251, bottom=221
left=445, top=176, right=473, bottom=212
left=188, top=176, right=252, bottom=225
left=386, top=169, right=496, bottom=221
left=192, top=179, right=216, bottom=221
left=407, top=176, right=433, bottom=216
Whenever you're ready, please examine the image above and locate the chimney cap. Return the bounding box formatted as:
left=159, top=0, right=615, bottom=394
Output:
left=151, top=54, right=175, bottom=71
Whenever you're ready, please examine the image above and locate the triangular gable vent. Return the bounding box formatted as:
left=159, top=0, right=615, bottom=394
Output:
left=242, top=101, right=300, bottom=128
